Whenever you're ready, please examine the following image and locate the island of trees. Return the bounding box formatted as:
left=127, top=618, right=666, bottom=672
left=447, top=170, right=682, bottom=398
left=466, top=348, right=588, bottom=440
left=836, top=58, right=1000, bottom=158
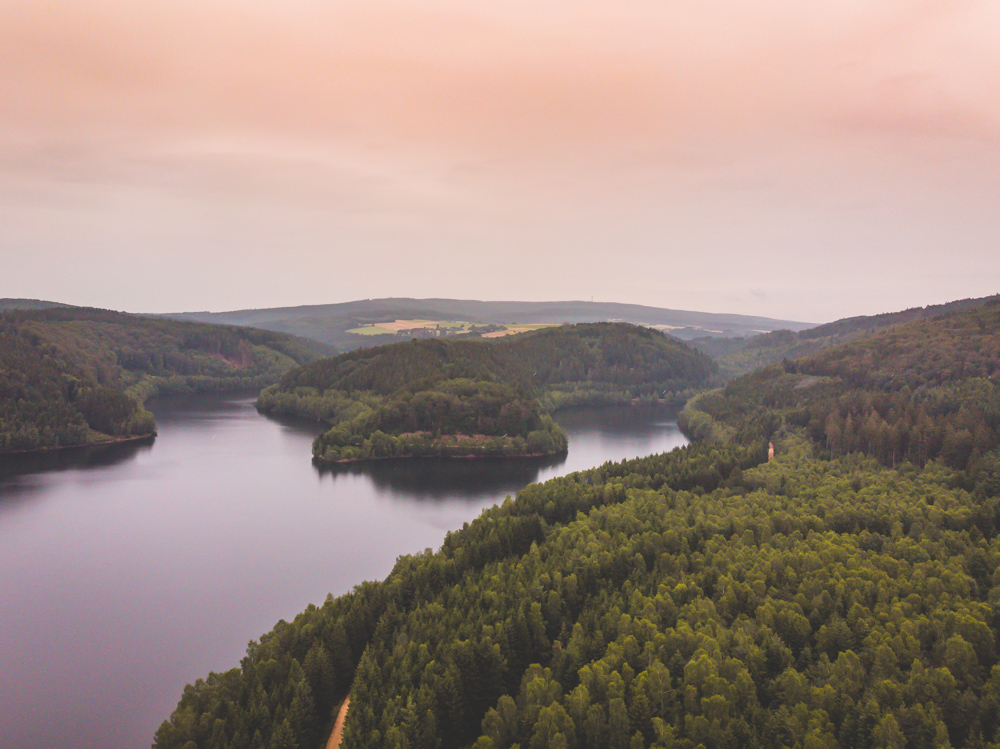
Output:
left=153, top=296, right=1000, bottom=749
left=0, top=306, right=325, bottom=453
left=256, top=323, right=716, bottom=463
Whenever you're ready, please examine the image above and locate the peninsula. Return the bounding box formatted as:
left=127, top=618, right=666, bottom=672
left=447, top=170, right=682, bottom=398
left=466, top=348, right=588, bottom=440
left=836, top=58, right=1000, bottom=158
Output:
left=0, top=305, right=326, bottom=453
left=256, top=322, right=716, bottom=463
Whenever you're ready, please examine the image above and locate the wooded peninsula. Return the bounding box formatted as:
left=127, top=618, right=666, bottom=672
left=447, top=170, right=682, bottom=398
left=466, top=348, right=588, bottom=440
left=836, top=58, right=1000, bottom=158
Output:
left=256, top=323, right=716, bottom=462
left=0, top=307, right=325, bottom=453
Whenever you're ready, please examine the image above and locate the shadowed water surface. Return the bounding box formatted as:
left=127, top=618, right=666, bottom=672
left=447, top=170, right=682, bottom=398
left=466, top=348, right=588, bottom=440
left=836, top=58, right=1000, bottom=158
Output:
left=0, top=393, right=686, bottom=749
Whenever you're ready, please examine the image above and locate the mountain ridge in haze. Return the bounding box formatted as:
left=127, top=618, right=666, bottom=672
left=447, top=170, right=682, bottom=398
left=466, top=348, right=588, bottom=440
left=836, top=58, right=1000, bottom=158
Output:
left=0, top=298, right=77, bottom=311
left=695, top=293, right=1000, bottom=380
left=161, top=297, right=815, bottom=350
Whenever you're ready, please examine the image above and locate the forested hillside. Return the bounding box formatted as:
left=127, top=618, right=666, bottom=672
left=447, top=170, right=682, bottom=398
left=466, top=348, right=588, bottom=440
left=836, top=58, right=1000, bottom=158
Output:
left=154, top=297, right=1000, bottom=749
left=683, top=299, right=1000, bottom=478
left=694, top=294, right=998, bottom=381
left=257, top=323, right=715, bottom=462
left=0, top=307, right=325, bottom=452
left=0, top=298, right=75, bottom=311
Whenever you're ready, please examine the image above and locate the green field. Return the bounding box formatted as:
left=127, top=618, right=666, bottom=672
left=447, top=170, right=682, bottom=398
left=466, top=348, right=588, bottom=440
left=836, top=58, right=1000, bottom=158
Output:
left=346, top=325, right=396, bottom=335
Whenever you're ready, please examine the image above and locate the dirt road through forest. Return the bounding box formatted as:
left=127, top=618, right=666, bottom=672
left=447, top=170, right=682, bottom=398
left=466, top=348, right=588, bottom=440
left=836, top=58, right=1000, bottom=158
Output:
left=325, top=695, right=350, bottom=749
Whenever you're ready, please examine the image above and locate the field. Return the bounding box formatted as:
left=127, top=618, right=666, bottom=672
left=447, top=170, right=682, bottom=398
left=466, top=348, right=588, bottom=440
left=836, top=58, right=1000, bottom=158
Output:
left=481, top=324, right=556, bottom=338
left=346, top=325, right=396, bottom=335
left=346, top=320, right=557, bottom=338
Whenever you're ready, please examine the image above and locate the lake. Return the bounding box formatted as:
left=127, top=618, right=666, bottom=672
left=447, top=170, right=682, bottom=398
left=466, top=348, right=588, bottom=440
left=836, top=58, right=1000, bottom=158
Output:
left=0, top=393, right=688, bottom=749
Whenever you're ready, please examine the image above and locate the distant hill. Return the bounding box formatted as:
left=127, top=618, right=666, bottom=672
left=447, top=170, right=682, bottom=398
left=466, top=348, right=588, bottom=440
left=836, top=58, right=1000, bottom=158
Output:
left=693, top=294, right=1000, bottom=380
left=0, top=307, right=327, bottom=453
left=163, top=298, right=814, bottom=351
left=0, top=298, right=76, bottom=311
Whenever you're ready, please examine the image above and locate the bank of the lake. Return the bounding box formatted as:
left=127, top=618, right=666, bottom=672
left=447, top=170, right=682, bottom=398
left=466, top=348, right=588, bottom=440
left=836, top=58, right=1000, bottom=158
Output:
left=0, top=394, right=687, bottom=749
left=0, top=431, right=157, bottom=457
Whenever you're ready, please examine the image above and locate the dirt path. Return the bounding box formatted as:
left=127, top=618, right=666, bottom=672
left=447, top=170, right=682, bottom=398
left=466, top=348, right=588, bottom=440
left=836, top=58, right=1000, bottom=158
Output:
left=325, top=695, right=351, bottom=749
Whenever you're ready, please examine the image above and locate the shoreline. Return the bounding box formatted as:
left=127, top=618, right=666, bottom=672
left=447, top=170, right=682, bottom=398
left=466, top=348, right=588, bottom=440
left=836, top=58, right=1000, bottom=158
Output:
left=313, top=447, right=566, bottom=465
left=0, top=432, right=156, bottom=458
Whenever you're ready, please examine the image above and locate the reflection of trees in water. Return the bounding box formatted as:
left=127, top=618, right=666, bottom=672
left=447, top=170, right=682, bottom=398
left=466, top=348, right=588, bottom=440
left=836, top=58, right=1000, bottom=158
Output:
left=149, top=392, right=273, bottom=424
left=310, top=405, right=683, bottom=502
left=313, top=453, right=567, bottom=502
left=553, top=404, right=682, bottom=437
left=0, top=437, right=155, bottom=483
left=255, top=408, right=327, bottom=436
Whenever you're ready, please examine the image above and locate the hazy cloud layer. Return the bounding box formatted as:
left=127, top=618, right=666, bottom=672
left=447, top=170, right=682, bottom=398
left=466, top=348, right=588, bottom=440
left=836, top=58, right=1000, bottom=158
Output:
left=2, top=0, right=998, bottom=321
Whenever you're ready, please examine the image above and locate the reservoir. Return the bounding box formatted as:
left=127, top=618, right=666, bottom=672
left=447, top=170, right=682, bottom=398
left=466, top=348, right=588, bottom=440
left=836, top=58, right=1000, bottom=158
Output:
left=0, top=393, right=688, bottom=749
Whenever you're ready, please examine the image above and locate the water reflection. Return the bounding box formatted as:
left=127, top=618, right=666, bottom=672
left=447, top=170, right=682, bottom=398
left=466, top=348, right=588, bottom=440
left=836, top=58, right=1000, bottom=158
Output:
left=0, top=438, right=156, bottom=518
left=315, top=453, right=567, bottom=501
left=309, top=404, right=685, bottom=502
left=147, top=389, right=269, bottom=423
left=255, top=407, right=329, bottom=436
left=0, top=438, right=155, bottom=481
left=553, top=403, right=683, bottom=436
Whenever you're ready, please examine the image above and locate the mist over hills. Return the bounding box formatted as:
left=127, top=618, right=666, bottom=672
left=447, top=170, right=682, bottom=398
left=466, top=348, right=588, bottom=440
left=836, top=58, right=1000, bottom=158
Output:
left=161, top=298, right=815, bottom=351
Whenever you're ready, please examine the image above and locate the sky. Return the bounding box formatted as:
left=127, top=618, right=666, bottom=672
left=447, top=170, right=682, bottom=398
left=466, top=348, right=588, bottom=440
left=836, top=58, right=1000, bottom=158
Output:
left=2, top=0, right=998, bottom=324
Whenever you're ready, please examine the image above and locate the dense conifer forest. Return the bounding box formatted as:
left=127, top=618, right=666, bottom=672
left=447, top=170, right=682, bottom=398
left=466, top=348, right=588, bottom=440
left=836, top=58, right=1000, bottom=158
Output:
left=682, top=300, right=1000, bottom=478
left=257, top=323, right=715, bottom=462
left=155, top=297, right=1000, bottom=749
left=0, top=307, right=324, bottom=452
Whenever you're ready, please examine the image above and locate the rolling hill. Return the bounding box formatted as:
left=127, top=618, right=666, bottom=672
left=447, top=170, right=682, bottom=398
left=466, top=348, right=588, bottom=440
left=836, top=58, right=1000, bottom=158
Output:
left=0, top=306, right=327, bottom=453
left=694, top=294, right=1000, bottom=380
left=163, top=298, right=814, bottom=352
left=0, top=298, right=77, bottom=311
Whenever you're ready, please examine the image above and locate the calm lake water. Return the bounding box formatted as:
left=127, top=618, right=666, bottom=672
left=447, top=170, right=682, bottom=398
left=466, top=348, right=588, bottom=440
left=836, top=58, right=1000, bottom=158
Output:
left=0, top=394, right=687, bottom=749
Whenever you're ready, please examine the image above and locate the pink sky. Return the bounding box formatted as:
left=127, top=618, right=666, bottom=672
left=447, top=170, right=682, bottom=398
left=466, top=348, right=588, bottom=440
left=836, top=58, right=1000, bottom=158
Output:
left=2, top=0, right=998, bottom=322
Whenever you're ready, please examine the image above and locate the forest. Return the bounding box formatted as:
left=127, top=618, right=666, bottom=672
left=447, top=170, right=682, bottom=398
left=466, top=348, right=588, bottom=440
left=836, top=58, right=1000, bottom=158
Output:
left=682, top=300, right=1000, bottom=478
left=256, top=323, right=715, bottom=462
left=694, top=294, right=999, bottom=381
left=0, top=307, right=324, bottom=452
left=154, top=296, right=1000, bottom=749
